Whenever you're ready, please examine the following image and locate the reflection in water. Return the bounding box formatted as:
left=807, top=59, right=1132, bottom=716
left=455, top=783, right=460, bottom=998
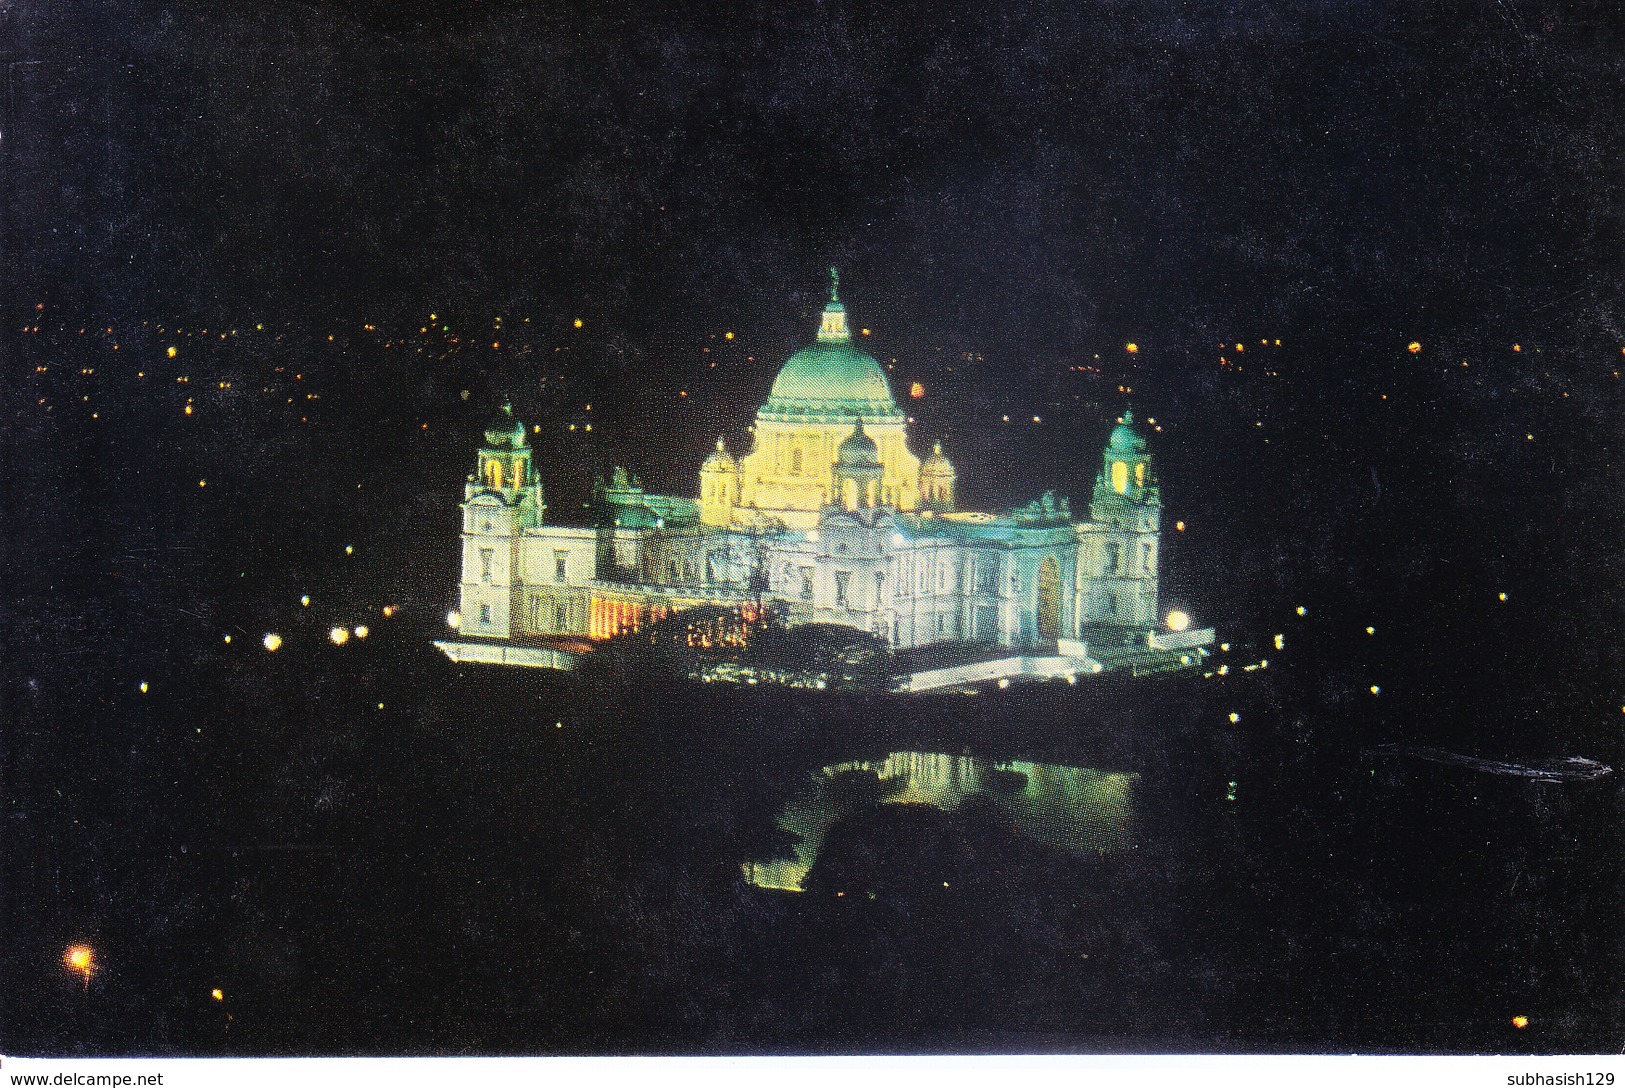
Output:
left=743, top=751, right=1138, bottom=891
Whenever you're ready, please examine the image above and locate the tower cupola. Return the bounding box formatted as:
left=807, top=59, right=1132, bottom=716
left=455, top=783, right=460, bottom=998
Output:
left=919, top=440, right=956, bottom=510
left=833, top=417, right=884, bottom=510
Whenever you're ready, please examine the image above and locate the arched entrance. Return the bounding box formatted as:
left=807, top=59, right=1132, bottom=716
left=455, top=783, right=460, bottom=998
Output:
left=1036, top=555, right=1061, bottom=642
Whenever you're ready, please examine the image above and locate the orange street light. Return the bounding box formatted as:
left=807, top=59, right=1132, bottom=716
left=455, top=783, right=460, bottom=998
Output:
left=64, top=944, right=95, bottom=990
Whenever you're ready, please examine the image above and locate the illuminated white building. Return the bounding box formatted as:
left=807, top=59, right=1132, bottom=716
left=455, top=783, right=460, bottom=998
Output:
left=452, top=277, right=1164, bottom=653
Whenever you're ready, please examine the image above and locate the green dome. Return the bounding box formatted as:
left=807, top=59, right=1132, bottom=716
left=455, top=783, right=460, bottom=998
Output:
left=1108, top=409, right=1147, bottom=453
left=764, top=342, right=899, bottom=420
left=484, top=401, right=527, bottom=448
left=759, top=283, right=902, bottom=422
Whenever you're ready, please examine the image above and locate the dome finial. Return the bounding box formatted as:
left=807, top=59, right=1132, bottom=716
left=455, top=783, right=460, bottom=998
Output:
left=829, top=266, right=840, bottom=303
left=716, top=436, right=726, bottom=453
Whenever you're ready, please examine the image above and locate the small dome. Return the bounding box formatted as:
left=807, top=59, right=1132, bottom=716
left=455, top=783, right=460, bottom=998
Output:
left=702, top=437, right=736, bottom=472
left=1108, top=408, right=1147, bottom=453
left=836, top=419, right=881, bottom=466
left=922, top=441, right=955, bottom=477
left=484, top=401, right=527, bottom=449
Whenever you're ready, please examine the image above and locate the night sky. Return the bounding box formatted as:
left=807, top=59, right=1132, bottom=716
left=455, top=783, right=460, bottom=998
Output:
left=4, top=0, right=1624, bottom=1057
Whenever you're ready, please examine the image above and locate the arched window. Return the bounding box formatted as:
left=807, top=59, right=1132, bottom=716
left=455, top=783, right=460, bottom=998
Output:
left=1111, top=461, right=1128, bottom=494
left=791, top=448, right=802, bottom=474
left=486, top=459, right=503, bottom=489
left=1135, top=462, right=1145, bottom=487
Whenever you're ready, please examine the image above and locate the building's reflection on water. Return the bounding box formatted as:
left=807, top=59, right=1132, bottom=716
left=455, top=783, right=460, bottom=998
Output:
left=743, top=751, right=1138, bottom=891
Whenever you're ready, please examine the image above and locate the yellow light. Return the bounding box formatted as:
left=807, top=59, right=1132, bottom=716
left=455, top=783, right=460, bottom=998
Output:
left=429, top=313, right=437, bottom=321
left=1511, top=1015, right=1528, bottom=1030
left=910, top=381, right=925, bottom=399
left=262, top=633, right=282, bottom=652
left=1407, top=341, right=1422, bottom=354
left=1295, top=605, right=1307, bottom=616
left=211, top=988, right=224, bottom=1001
left=138, top=680, right=149, bottom=693
left=328, top=627, right=349, bottom=645
left=345, top=545, right=354, bottom=555
left=353, top=625, right=369, bottom=640
left=300, top=595, right=310, bottom=607
left=381, top=605, right=397, bottom=618
left=198, top=480, right=206, bottom=488
left=861, top=328, right=871, bottom=336
left=184, top=405, right=193, bottom=415
left=1228, top=712, right=1240, bottom=723
left=1175, top=520, right=1185, bottom=531
left=1165, top=610, right=1191, bottom=632
left=724, top=331, right=734, bottom=340
left=1125, top=342, right=1139, bottom=354
left=1498, top=592, right=1508, bottom=602
left=65, top=945, right=94, bottom=973
left=223, top=634, right=231, bottom=643
left=166, top=345, right=177, bottom=358
left=573, top=318, right=583, bottom=328
left=1273, top=633, right=1284, bottom=649
left=1512, top=343, right=1521, bottom=352
left=1366, top=626, right=1375, bottom=635
left=1370, top=685, right=1381, bottom=695
left=447, top=611, right=461, bottom=630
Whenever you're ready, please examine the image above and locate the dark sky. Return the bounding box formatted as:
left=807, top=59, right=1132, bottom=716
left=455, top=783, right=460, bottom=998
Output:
left=11, top=0, right=1622, bottom=352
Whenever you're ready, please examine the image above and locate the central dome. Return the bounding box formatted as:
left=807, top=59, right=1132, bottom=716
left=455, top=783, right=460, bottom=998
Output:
left=758, top=277, right=902, bottom=422
left=763, top=341, right=900, bottom=420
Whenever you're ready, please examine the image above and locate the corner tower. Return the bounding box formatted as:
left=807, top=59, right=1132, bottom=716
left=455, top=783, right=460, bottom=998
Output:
left=1078, top=409, right=1161, bottom=628
left=459, top=401, right=546, bottom=639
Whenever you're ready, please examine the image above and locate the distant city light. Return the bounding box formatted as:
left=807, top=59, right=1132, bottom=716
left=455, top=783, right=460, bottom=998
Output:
left=1366, top=626, right=1375, bottom=635
left=447, top=611, right=462, bottom=630
left=381, top=605, right=397, bottom=618
left=1498, top=592, right=1508, bottom=602
left=1228, top=712, right=1240, bottom=723
left=910, top=382, right=925, bottom=399
left=1295, top=605, right=1307, bottom=616
left=1407, top=341, right=1422, bottom=354
left=345, top=545, right=354, bottom=555
left=328, top=627, right=350, bottom=645
left=211, top=988, right=224, bottom=1001
left=1273, top=634, right=1284, bottom=650
left=1124, top=342, right=1139, bottom=354
left=1369, top=685, right=1381, bottom=695
left=300, top=595, right=310, bottom=607
left=1175, top=521, right=1185, bottom=531
left=1165, top=610, right=1191, bottom=632
left=166, top=345, right=177, bottom=358
left=573, top=318, right=583, bottom=328
left=1512, top=1016, right=1529, bottom=1030
left=263, top=633, right=283, bottom=652
left=724, top=331, right=734, bottom=340
left=352, top=625, right=369, bottom=640
left=138, top=680, right=149, bottom=694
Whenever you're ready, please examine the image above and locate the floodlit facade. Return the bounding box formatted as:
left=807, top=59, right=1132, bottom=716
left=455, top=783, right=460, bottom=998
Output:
left=455, top=277, right=1163, bottom=652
